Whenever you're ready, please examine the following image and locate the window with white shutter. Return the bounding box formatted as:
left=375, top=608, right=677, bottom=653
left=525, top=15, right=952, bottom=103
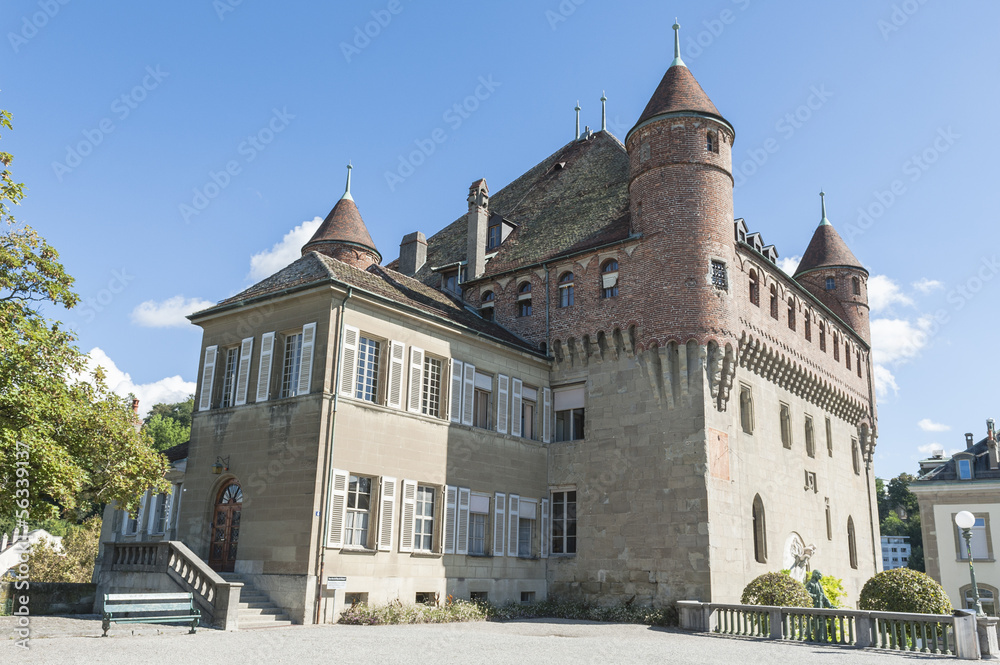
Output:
left=198, top=346, right=218, bottom=411
left=542, top=387, right=552, bottom=443
left=339, top=325, right=360, bottom=398
left=444, top=485, right=457, bottom=554
left=296, top=322, right=316, bottom=397
left=407, top=347, right=425, bottom=413
left=511, top=378, right=523, bottom=438
left=507, top=494, right=520, bottom=557
left=234, top=337, right=254, bottom=406
left=456, top=487, right=471, bottom=555
left=462, top=363, right=476, bottom=426
left=377, top=476, right=397, bottom=552
left=496, top=374, right=509, bottom=434
left=326, top=469, right=349, bottom=548
left=493, top=492, right=506, bottom=556
left=540, top=498, right=550, bottom=558
left=449, top=359, right=463, bottom=423
left=399, top=479, right=417, bottom=553
left=386, top=340, right=405, bottom=409
left=256, top=332, right=275, bottom=403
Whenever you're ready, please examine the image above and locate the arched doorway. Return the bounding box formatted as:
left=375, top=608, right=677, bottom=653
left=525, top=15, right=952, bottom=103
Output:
left=209, top=482, right=242, bottom=572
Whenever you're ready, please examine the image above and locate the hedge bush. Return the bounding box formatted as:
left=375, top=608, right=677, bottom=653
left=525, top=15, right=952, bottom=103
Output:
left=741, top=572, right=812, bottom=607
left=858, top=568, right=953, bottom=615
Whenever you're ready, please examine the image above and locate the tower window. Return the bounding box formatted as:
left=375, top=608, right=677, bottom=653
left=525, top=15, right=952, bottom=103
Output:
left=833, top=333, right=840, bottom=361
left=517, top=282, right=532, bottom=317
left=804, top=311, right=812, bottom=341
left=601, top=259, right=619, bottom=298
left=787, top=298, right=796, bottom=331
left=558, top=272, right=575, bottom=308
left=856, top=351, right=862, bottom=377
left=707, top=131, right=719, bottom=153
left=845, top=342, right=851, bottom=370
left=769, top=285, right=778, bottom=319
left=749, top=270, right=759, bottom=306
left=852, top=276, right=861, bottom=295
left=825, top=276, right=836, bottom=290
left=819, top=325, right=827, bottom=352
left=711, top=260, right=728, bottom=290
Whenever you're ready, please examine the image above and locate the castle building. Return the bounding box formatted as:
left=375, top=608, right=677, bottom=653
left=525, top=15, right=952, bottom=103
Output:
left=98, top=24, right=880, bottom=623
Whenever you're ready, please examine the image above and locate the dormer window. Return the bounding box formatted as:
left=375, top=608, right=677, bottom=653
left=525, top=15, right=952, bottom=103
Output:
left=958, top=458, right=973, bottom=480
left=487, top=218, right=502, bottom=251
left=825, top=276, right=836, bottom=290
left=441, top=267, right=465, bottom=295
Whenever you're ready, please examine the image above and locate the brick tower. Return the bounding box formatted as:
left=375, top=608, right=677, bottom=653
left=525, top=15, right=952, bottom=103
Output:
left=302, top=164, right=382, bottom=270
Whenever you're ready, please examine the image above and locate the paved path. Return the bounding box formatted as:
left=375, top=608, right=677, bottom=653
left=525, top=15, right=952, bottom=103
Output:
left=3, top=616, right=952, bottom=665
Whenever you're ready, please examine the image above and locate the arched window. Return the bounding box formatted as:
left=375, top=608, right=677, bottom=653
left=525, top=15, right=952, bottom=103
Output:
left=856, top=351, right=862, bottom=377
left=769, top=285, right=778, bottom=319
left=558, top=272, right=575, bottom=308
left=749, top=270, right=759, bottom=306
left=833, top=333, right=840, bottom=361
left=819, top=325, right=827, bottom=352
left=961, top=584, right=999, bottom=616
left=752, top=495, right=767, bottom=563
left=480, top=290, right=495, bottom=322
left=601, top=260, right=619, bottom=298
left=804, top=311, right=812, bottom=341
left=825, top=498, right=833, bottom=541
left=707, top=131, right=718, bottom=153
left=852, top=438, right=861, bottom=475
left=739, top=385, right=754, bottom=434
left=847, top=516, right=858, bottom=569
left=517, top=282, right=532, bottom=317
left=845, top=341, right=851, bottom=369
left=852, top=276, right=861, bottom=296
left=787, top=298, right=796, bottom=331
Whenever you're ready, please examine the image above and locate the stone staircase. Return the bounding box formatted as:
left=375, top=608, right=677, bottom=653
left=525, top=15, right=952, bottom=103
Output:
left=218, top=572, right=293, bottom=629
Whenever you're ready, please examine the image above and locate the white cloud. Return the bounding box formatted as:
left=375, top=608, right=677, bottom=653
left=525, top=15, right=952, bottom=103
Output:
left=131, top=296, right=215, bottom=328
left=873, top=364, right=899, bottom=396
left=80, top=347, right=195, bottom=416
left=918, top=418, right=950, bottom=432
left=778, top=255, right=800, bottom=276
left=913, top=278, right=943, bottom=294
left=247, top=217, right=322, bottom=282
left=870, top=316, right=931, bottom=366
left=867, top=275, right=914, bottom=313
left=917, top=443, right=942, bottom=456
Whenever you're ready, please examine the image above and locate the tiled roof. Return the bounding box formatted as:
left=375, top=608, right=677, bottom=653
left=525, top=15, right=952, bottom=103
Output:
left=162, top=441, right=189, bottom=463
left=917, top=438, right=1000, bottom=482
left=197, top=253, right=540, bottom=354
left=393, top=130, right=631, bottom=284
left=795, top=222, right=866, bottom=276
left=302, top=197, right=381, bottom=261
left=632, top=65, right=728, bottom=132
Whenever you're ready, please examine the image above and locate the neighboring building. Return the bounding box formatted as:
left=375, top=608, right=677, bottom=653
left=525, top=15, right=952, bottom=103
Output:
left=880, top=535, right=910, bottom=570
left=98, top=23, right=881, bottom=623
left=912, top=420, right=1000, bottom=616
left=1, top=529, right=63, bottom=578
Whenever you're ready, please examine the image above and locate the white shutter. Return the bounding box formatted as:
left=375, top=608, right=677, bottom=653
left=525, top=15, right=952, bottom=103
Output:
left=255, top=332, right=275, bottom=403
left=542, top=387, right=552, bottom=443
left=493, top=492, right=506, bottom=557
left=339, top=325, right=360, bottom=397
left=326, top=469, right=349, bottom=548
left=377, top=476, right=397, bottom=552
left=297, top=322, right=317, bottom=397
left=462, top=363, right=476, bottom=426
left=540, top=498, right=550, bottom=558
left=162, top=492, right=174, bottom=534
left=507, top=494, right=520, bottom=557
left=511, top=378, right=523, bottom=438
left=444, top=486, right=457, bottom=554
left=449, top=359, right=463, bottom=423
left=386, top=340, right=405, bottom=409
left=399, top=479, right=417, bottom=553
left=198, top=346, right=218, bottom=411
left=407, top=347, right=425, bottom=414
left=234, top=337, right=254, bottom=406
left=496, top=374, right=509, bottom=434
left=456, top=487, right=471, bottom=556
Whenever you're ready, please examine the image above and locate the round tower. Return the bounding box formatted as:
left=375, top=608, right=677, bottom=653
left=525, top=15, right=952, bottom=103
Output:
left=793, top=193, right=870, bottom=344
left=302, top=164, right=382, bottom=270
left=625, top=22, right=737, bottom=342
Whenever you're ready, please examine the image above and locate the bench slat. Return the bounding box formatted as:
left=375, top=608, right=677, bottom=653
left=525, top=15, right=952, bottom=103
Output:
left=109, top=616, right=198, bottom=624
left=105, top=603, right=193, bottom=613
left=105, top=593, right=192, bottom=601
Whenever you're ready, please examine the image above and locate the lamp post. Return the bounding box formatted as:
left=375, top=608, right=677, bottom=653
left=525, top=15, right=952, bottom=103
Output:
left=955, top=510, right=985, bottom=617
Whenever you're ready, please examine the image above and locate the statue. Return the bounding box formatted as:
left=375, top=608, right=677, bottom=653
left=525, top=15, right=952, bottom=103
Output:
left=785, top=534, right=816, bottom=583
left=806, top=570, right=833, bottom=608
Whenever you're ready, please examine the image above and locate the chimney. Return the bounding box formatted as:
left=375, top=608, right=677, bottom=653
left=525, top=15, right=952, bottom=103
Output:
left=132, top=398, right=140, bottom=414
left=989, top=418, right=996, bottom=442
left=467, top=179, right=489, bottom=281
left=966, top=433, right=975, bottom=449
left=398, top=232, right=427, bottom=276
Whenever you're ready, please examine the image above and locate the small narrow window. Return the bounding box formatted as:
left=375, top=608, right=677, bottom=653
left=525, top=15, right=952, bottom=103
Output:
left=852, top=276, right=861, bottom=295
left=221, top=347, right=239, bottom=408
left=856, top=352, right=862, bottom=377
left=711, top=260, right=728, bottom=290
left=518, top=282, right=532, bottom=317
left=601, top=259, right=619, bottom=298
left=752, top=494, right=767, bottom=563
left=749, top=270, right=759, bottom=306
left=787, top=298, right=796, bottom=331
left=851, top=438, right=861, bottom=475
left=769, top=285, right=778, bottom=319
left=804, top=312, right=811, bottom=341
left=487, top=219, right=502, bottom=250
left=707, top=130, right=719, bottom=154
left=820, top=325, right=827, bottom=352
left=848, top=517, right=858, bottom=569
left=414, top=486, right=435, bottom=552
left=833, top=333, right=840, bottom=361
left=558, top=272, right=575, bottom=308
left=805, top=416, right=815, bottom=458
left=845, top=343, right=851, bottom=370
left=780, top=403, right=792, bottom=449
left=825, top=498, right=832, bottom=541
left=825, top=417, right=833, bottom=457
left=825, top=276, right=836, bottom=291
left=551, top=490, right=577, bottom=555
left=739, top=385, right=754, bottom=435
left=480, top=290, right=495, bottom=322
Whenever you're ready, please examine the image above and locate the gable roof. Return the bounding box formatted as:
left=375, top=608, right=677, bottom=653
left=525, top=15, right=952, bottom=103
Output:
left=918, top=437, right=1000, bottom=482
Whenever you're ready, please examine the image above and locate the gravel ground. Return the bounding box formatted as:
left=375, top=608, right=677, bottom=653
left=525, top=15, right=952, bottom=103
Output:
left=2, top=616, right=952, bottom=665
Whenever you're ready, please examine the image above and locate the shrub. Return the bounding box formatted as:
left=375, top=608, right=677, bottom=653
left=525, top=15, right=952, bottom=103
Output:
left=741, top=572, right=812, bottom=607
left=25, top=518, right=101, bottom=583
left=858, top=568, right=953, bottom=615
left=820, top=575, right=846, bottom=608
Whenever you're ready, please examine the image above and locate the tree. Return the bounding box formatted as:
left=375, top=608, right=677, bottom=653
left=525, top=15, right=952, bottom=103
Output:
left=24, top=517, right=102, bottom=583
left=144, top=396, right=193, bottom=430
left=0, top=111, right=168, bottom=523
left=876, top=472, right=924, bottom=572
left=143, top=397, right=193, bottom=451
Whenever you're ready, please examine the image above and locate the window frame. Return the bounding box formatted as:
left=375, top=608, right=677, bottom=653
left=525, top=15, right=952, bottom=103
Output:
left=601, top=259, right=619, bottom=298
left=558, top=272, right=575, bottom=308
left=752, top=494, right=767, bottom=563
left=421, top=354, right=443, bottom=418
left=851, top=438, right=861, bottom=475
left=413, top=485, right=436, bottom=553
left=826, top=276, right=836, bottom=291
left=550, top=489, right=577, bottom=556
left=739, top=384, right=754, bottom=435
left=711, top=260, right=728, bottom=290
left=354, top=334, right=383, bottom=403
left=804, top=415, right=815, bottom=458
left=220, top=346, right=240, bottom=408
left=955, top=513, right=993, bottom=561
left=848, top=516, right=858, bottom=569
left=780, top=403, right=792, bottom=449
left=280, top=331, right=304, bottom=399
left=749, top=270, right=760, bottom=307
left=517, top=282, right=532, bottom=317
left=344, top=474, right=374, bottom=549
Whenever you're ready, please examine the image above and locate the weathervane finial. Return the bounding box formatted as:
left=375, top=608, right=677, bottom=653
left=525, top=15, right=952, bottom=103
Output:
left=575, top=101, right=582, bottom=140
left=819, top=190, right=831, bottom=226
left=343, top=163, right=354, bottom=202
left=671, top=19, right=685, bottom=68
left=600, top=91, right=607, bottom=131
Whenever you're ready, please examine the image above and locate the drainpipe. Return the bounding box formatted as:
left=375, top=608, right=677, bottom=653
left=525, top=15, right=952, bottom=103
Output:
left=544, top=264, right=551, bottom=357
left=865, top=449, right=878, bottom=572
left=315, top=287, right=352, bottom=624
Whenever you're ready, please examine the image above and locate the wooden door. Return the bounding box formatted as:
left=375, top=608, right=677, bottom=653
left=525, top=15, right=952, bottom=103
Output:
left=208, top=482, right=243, bottom=572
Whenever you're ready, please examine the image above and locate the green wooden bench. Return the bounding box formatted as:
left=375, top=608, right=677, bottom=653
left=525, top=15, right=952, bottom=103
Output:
left=101, top=593, right=200, bottom=636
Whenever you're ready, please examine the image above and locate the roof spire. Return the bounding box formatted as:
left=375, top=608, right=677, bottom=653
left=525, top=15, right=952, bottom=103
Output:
left=342, top=162, right=354, bottom=202
left=601, top=91, right=607, bottom=131
left=575, top=101, right=581, bottom=140
left=819, top=190, right=831, bottom=226
left=670, top=19, right=685, bottom=68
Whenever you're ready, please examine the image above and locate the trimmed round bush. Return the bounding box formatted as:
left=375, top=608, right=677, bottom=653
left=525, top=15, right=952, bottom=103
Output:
left=741, top=572, right=812, bottom=607
left=858, top=568, right=953, bottom=615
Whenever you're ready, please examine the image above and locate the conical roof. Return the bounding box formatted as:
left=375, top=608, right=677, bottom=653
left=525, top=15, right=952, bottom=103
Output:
left=794, top=195, right=865, bottom=276
left=302, top=165, right=381, bottom=262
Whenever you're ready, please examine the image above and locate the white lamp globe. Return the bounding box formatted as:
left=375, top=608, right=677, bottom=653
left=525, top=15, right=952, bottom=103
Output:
left=955, top=510, right=976, bottom=530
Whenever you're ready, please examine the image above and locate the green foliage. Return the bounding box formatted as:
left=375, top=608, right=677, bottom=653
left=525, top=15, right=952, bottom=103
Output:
left=876, top=472, right=924, bottom=572
left=820, top=575, right=846, bottom=608
left=339, top=598, right=677, bottom=627
left=741, top=572, right=812, bottom=607
left=144, top=397, right=193, bottom=430
left=145, top=413, right=190, bottom=452
left=858, top=568, right=953, bottom=615
left=24, top=517, right=102, bottom=583
left=0, top=111, right=168, bottom=522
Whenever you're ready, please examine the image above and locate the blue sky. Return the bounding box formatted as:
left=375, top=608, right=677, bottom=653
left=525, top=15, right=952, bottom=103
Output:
left=3, top=0, right=997, bottom=480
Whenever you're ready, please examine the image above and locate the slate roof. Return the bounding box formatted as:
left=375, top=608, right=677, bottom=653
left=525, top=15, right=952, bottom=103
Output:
left=162, top=441, right=189, bottom=463
left=918, top=438, right=1000, bottom=482
left=632, top=64, right=729, bottom=132
left=195, top=252, right=539, bottom=354
left=795, top=222, right=866, bottom=277
left=302, top=197, right=381, bottom=262
left=389, top=130, right=632, bottom=284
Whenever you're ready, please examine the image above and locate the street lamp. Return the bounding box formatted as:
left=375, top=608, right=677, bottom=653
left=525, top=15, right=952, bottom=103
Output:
left=955, top=510, right=985, bottom=617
